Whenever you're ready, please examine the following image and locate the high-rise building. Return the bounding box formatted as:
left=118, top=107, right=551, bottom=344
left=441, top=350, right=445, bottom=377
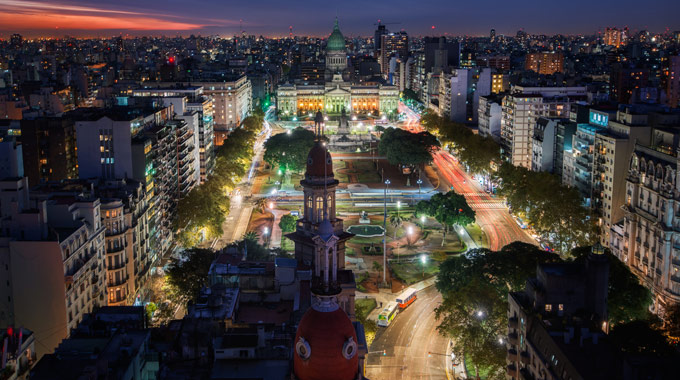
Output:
left=525, top=51, right=564, bottom=75
left=666, top=55, right=680, bottom=108
left=530, top=117, right=563, bottom=172
left=439, top=68, right=492, bottom=124
left=604, top=27, right=628, bottom=48
left=478, top=94, right=502, bottom=142
left=20, top=117, right=78, bottom=187
left=192, top=76, right=252, bottom=144
left=491, top=72, right=509, bottom=93
left=475, top=55, right=510, bottom=71
left=380, top=32, right=408, bottom=80
left=609, top=65, right=649, bottom=104
left=132, top=86, right=215, bottom=183
left=32, top=179, right=153, bottom=307
left=614, top=140, right=680, bottom=315
left=374, top=23, right=387, bottom=57
left=489, top=29, right=496, bottom=41
left=0, top=177, right=106, bottom=358
left=594, top=106, right=680, bottom=249
left=501, top=86, right=587, bottom=168
left=423, top=36, right=460, bottom=73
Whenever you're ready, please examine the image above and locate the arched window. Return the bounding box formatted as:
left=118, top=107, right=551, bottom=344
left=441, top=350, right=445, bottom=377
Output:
left=327, top=194, right=333, bottom=217
left=307, top=196, right=313, bottom=218
left=316, top=197, right=323, bottom=222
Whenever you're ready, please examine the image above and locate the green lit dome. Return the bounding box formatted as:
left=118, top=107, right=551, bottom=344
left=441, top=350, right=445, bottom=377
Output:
left=326, top=18, right=346, bottom=51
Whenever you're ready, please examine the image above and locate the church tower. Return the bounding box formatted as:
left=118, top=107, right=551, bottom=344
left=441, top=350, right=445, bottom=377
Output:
left=290, top=111, right=365, bottom=380
left=286, top=110, right=355, bottom=314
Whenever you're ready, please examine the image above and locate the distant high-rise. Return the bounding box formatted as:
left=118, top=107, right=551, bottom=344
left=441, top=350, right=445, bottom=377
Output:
left=423, top=36, right=459, bottom=73
left=380, top=31, right=409, bottom=79
left=604, top=27, right=628, bottom=48
left=374, top=23, right=387, bottom=57
left=20, top=117, right=78, bottom=187
left=490, top=29, right=496, bottom=41
left=667, top=55, right=680, bottom=108
left=525, top=51, right=564, bottom=75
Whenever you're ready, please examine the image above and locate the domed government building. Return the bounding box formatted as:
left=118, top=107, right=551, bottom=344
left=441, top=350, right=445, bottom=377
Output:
left=286, top=112, right=370, bottom=380
left=277, top=18, right=399, bottom=118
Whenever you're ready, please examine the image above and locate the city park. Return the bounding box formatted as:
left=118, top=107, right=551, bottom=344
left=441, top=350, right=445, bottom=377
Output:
left=161, top=101, right=669, bottom=379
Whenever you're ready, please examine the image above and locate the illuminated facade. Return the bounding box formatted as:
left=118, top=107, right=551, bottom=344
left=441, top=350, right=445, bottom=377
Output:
left=277, top=20, right=398, bottom=117
left=525, top=52, right=564, bottom=75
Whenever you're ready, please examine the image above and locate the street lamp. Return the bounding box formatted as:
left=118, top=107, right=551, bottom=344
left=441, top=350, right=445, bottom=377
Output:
left=383, top=179, right=391, bottom=285
left=420, top=215, right=426, bottom=225
left=397, top=201, right=401, bottom=218
left=286, top=129, right=291, bottom=135
left=417, top=178, right=423, bottom=194
left=420, top=254, right=427, bottom=277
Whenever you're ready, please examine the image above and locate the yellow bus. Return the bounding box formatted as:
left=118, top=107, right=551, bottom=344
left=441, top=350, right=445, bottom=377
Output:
left=377, top=302, right=399, bottom=327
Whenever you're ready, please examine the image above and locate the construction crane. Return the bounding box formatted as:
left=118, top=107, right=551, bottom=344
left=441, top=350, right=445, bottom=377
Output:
left=374, top=20, right=401, bottom=27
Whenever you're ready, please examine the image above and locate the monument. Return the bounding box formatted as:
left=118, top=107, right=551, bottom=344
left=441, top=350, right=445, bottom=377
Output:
left=326, top=108, right=378, bottom=152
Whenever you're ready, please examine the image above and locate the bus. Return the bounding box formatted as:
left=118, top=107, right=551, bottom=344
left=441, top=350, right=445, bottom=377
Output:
left=396, top=288, right=417, bottom=309
left=377, top=302, right=399, bottom=327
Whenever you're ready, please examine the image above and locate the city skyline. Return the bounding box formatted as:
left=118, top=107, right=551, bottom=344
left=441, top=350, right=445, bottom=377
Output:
left=0, top=0, right=679, bottom=38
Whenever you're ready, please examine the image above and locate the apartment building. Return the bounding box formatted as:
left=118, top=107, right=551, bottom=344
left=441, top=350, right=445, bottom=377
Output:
left=132, top=86, right=215, bottom=182
left=507, top=248, right=610, bottom=380
left=615, top=142, right=680, bottom=315
left=0, top=178, right=106, bottom=358
left=192, top=76, right=252, bottom=144
left=478, top=94, right=502, bottom=142
left=501, top=86, right=587, bottom=168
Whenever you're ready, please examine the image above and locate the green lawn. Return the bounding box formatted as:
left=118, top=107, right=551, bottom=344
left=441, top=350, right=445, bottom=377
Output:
left=355, top=298, right=377, bottom=321
left=465, top=223, right=488, bottom=248
left=390, top=259, right=439, bottom=284
left=464, top=352, right=492, bottom=379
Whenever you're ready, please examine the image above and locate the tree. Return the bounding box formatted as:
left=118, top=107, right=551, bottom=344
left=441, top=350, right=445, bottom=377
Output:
left=435, top=244, right=560, bottom=378
left=264, top=127, right=316, bottom=173
left=166, top=248, right=217, bottom=302
left=174, top=126, right=258, bottom=247
left=279, top=214, right=297, bottom=249
left=571, top=247, right=652, bottom=326
left=378, top=128, right=440, bottom=168
left=662, top=302, right=680, bottom=340
left=389, top=213, right=404, bottom=241
left=416, top=191, right=475, bottom=246
left=254, top=197, right=269, bottom=213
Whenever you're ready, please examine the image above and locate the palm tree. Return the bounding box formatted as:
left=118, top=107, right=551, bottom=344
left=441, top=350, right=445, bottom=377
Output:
left=254, top=197, right=268, bottom=213
left=389, top=213, right=404, bottom=241
left=243, top=231, right=259, bottom=242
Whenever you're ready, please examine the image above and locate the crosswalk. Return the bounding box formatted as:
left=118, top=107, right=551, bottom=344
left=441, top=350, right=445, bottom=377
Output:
left=457, top=192, right=507, bottom=210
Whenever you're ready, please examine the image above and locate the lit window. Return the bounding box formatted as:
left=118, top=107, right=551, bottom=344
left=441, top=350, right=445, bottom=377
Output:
left=545, top=304, right=552, bottom=312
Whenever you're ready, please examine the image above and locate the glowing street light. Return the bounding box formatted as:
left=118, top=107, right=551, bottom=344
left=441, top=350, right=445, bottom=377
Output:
left=286, top=129, right=291, bottom=135
left=417, top=178, right=423, bottom=194
left=420, top=254, right=427, bottom=277
left=268, top=202, right=274, bottom=209
left=382, top=178, right=391, bottom=284
left=264, top=227, right=269, bottom=235
left=420, top=215, right=426, bottom=224
left=476, top=310, right=484, bottom=318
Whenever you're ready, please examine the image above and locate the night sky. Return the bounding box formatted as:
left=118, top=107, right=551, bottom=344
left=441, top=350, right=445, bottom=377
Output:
left=0, top=0, right=678, bottom=38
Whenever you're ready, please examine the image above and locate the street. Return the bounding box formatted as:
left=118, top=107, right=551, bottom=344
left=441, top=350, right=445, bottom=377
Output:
left=366, top=286, right=450, bottom=380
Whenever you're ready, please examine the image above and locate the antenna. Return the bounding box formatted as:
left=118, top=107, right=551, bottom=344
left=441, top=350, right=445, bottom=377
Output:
left=289, top=25, right=293, bottom=39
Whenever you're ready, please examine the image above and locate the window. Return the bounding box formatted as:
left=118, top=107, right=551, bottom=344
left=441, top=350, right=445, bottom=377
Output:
left=558, top=304, right=564, bottom=311
left=545, top=304, right=552, bottom=312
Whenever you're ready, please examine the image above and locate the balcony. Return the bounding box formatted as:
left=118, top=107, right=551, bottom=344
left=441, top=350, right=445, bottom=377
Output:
left=508, top=316, right=518, bottom=329
left=508, top=332, right=519, bottom=346
left=507, top=348, right=518, bottom=362
left=520, top=350, right=530, bottom=365
left=507, top=363, right=518, bottom=377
